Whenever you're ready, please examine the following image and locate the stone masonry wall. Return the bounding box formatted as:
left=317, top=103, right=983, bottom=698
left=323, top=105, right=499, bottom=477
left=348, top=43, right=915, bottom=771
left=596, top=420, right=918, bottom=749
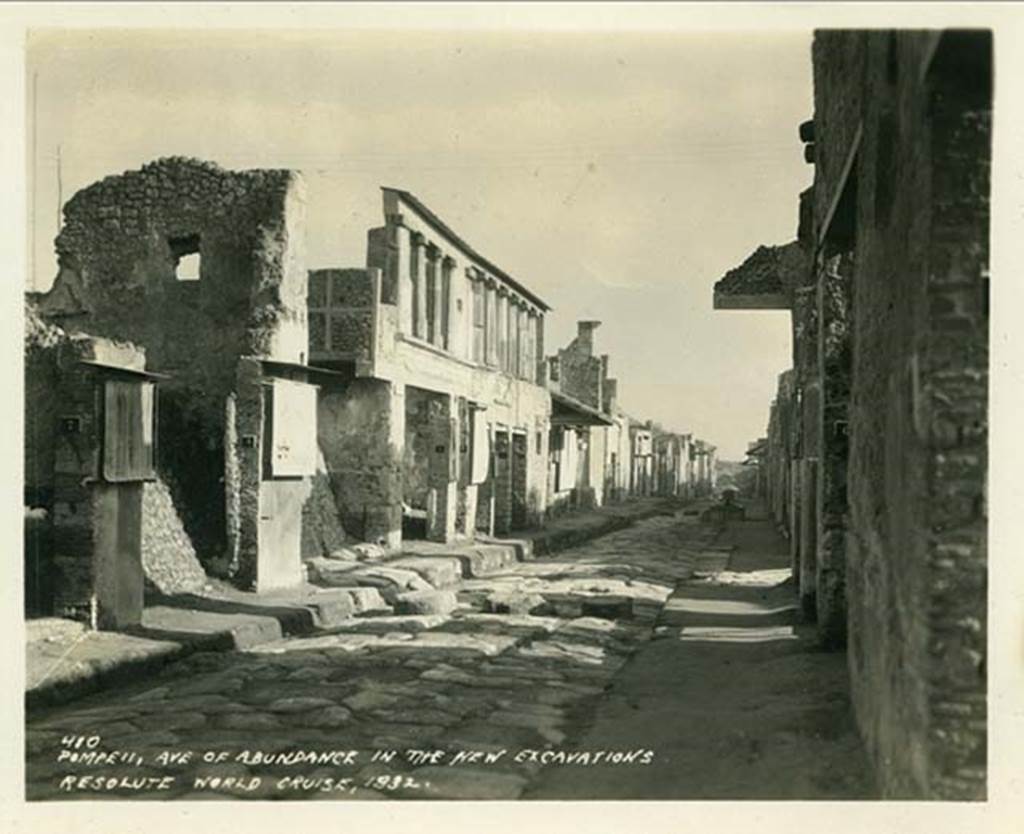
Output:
left=300, top=448, right=349, bottom=560
left=25, top=305, right=209, bottom=609
left=36, top=157, right=308, bottom=574
left=318, top=378, right=404, bottom=548
left=141, top=479, right=207, bottom=595
left=816, top=251, right=854, bottom=649
left=558, top=322, right=604, bottom=410
left=813, top=30, right=990, bottom=799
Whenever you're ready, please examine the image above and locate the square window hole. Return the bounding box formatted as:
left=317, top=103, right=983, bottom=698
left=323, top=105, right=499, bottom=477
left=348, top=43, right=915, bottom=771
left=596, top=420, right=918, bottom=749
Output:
left=169, top=234, right=201, bottom=281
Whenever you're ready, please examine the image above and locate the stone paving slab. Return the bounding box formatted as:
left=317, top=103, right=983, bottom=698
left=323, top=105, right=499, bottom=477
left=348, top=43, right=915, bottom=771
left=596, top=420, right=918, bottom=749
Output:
left=399, top=543, right=521, bottom=578
left=25, top=507, right=724, bottom=801
left=26, top=586, right=390, bottom=709
left=524, top=513, right=875, bottom=801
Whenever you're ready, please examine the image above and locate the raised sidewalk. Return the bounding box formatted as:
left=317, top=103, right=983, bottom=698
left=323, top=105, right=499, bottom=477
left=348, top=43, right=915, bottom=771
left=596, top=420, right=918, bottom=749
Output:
left=27, top=496, right=680, bottom=710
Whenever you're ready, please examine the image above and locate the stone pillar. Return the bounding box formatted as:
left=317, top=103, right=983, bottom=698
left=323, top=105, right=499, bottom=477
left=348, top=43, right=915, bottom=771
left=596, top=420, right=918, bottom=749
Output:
left=92, top=482, right=145, bottom=630
left=486, top=281, right=498, bottom=367
left=426, top=244, right=442, bottom=347
left=511, top=432, right=529, bottom=528
left=48, top=337, right=150, bottom=630
left=496, top=290, right=508, bottom=370
left=410, top=233, right=426, bottom=340
left=395, top=226, right=414, bottom=336
left=475, top=476, right=494, bottom=536
left=50, top=355, right=102, bottom=623
left=223, top=393, right=241, bottom=576
left=233, top=357, right=264, bottom=590
left=442, top=255, right=455, bottom=352
left=426, top=393, right=457, bottom=542
left=493, top=429, right=513, bottom=535
left=463, top=483, right=479, bottom=537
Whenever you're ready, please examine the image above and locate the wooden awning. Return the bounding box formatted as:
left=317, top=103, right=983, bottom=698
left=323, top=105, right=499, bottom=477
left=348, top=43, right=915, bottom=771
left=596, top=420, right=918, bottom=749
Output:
left=712, top=241, right=805, bottom=311
left=549, top=390, right=614, bottom=427
left=79, top=360, right=170, bottom=381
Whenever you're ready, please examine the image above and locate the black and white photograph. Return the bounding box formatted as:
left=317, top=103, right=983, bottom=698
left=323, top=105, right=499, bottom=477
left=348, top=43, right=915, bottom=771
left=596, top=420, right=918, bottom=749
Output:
left=7, top=2, right=1022, bottom=829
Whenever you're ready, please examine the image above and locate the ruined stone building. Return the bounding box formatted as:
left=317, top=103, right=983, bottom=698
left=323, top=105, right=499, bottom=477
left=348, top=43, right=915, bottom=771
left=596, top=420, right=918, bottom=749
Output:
left=714, top=30, right=990, bottom=799
left=309, top=187, right=552, bottom=547
left=542, top=319, right=715, bottom=509
left=24, top=303, right=172, bottom=628
left=29, top=158, right=335, bottom=620
left=25, top=158, right=722, bottom=630
left=544, top=320, right=619, bottom=513
left=629, top=422, right=655, bottom=496
left=691, top=439, right=717, bottom=497
left=652, top=431, right=685, bottom=499
left=743, top=437, right=768, bottom=500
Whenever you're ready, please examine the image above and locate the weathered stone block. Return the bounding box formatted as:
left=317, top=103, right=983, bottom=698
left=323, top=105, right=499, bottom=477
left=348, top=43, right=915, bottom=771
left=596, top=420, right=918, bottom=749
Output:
left=394, top=589, right=458, bottom=616
left=484, top=591, right=547, bottom=615
left=389, top=556, right=462, bottom=589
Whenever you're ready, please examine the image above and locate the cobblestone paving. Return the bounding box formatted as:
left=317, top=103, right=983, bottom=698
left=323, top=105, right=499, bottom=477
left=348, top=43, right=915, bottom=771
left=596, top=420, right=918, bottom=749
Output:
left=26, top=513, right=715, bottom=801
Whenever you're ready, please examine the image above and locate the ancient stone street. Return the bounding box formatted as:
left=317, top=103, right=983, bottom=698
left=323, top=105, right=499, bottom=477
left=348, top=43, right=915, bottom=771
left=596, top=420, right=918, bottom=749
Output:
left=20, top=26, right=995, bottom=816
left=25, top=508, right=874, bottom=801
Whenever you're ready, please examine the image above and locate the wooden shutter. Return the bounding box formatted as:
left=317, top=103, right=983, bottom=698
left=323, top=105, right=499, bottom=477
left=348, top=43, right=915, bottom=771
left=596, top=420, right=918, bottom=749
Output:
left=104, top=380, right=155, bottom=482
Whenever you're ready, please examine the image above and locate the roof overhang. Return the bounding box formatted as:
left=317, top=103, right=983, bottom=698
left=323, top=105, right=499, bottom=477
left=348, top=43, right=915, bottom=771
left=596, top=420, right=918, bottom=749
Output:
left=382, top=186, right=551, bottom=313
left=248, top=357, right=355, bottom=385
left=550, top=390, right=614, bottom=426
left=713, top=292, right=790, bottom=310
left=79, top=360, right=170, bottom=381
left=712, top=240, right=806, bottom=311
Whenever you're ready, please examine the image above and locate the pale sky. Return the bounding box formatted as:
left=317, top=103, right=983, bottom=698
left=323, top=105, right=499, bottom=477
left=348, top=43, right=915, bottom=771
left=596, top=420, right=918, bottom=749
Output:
left=27, top=28, right=812, bottom=460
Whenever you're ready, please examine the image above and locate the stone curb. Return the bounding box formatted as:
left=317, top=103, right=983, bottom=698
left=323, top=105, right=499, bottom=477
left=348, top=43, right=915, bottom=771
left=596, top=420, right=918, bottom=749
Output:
left=527, top=501, right=679, bottom=558
left=26, top=501, right=683, bottom=713
left=25, top=594, right=363, bottom=713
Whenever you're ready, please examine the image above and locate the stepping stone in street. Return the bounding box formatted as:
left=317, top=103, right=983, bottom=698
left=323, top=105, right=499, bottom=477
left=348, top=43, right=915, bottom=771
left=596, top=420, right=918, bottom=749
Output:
left=484, top=591, right=547, bottom=615
left=394, top=589, right=458, bottom=616
left=387, top=557, right=463, bottom=589
left=349, top=567, right=434, bottom=597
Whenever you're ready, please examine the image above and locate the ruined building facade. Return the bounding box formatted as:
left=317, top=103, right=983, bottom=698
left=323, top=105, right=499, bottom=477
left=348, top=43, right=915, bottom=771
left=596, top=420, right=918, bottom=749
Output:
left=309, top=188, right=552, bottom=547
left=545, top=320, right=617, bottom=513
left=714, top=30, right=990, bottom=799
left=30, top=158, right=339, bottom=602
left=543, top=321, right=715, bottom=510
left=27, top=159, right=724, bottom=630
